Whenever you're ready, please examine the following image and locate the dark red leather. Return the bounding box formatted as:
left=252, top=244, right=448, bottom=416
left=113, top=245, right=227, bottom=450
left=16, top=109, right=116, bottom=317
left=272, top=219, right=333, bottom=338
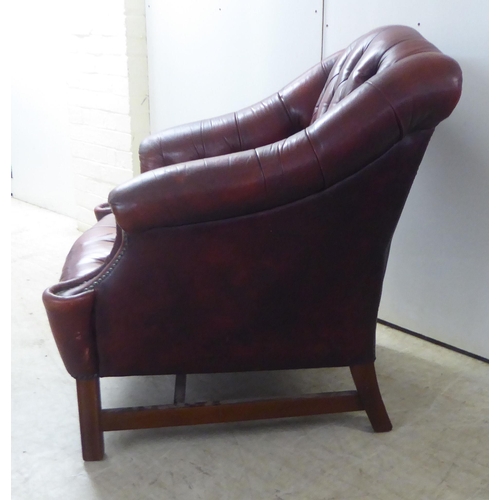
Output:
left=60, top=214, right=116, bottom=282
left=42, top=26, right=462, bottom=379
left=93, top=202, right=113, bottom=221
left=95, top=130, right=433, bottom=377
left=111, top=27, right=460, bottom=233
left=42, top=283, right=98, bottom=378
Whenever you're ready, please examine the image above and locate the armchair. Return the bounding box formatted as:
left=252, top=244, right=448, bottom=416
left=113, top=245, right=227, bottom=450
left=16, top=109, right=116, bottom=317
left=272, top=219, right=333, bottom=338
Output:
left=43, top=25, right=462, bottom=460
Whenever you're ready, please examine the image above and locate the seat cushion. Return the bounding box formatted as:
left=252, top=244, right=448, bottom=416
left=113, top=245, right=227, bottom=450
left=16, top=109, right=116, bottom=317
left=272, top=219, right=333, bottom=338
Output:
left=60, top=214, right=117, bottom=282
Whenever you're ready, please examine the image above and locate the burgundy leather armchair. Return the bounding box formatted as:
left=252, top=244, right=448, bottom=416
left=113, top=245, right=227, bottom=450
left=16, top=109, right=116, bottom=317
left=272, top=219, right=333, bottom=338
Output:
left=43, top=25, right=462, bottom=461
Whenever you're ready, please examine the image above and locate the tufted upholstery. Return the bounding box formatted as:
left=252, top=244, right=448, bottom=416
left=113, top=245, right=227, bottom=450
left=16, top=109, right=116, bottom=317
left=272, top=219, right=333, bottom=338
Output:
left=60, top=214, right=117, bottom=282
left=112, top=26, right=460, bottom=235
left=42, top=26, right=462, bottom=460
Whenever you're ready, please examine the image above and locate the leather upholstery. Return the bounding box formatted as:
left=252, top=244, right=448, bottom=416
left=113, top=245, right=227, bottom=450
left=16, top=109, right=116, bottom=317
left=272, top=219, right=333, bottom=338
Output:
left=112, top=27, right=460, bottom=234
left=42, top=26, right=462, bottom=380
left=60, top=214, right=116, bottom=282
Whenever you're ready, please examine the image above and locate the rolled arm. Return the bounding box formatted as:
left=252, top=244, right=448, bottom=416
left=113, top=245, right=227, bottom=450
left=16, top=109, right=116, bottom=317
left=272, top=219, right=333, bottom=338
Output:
left=108, top=70, right=409, bottom=233
left=110, top=131, right=325, bottom=233
left=109, top=80, right=401, bottom=232
left=112, top=51, right=461, bottom=233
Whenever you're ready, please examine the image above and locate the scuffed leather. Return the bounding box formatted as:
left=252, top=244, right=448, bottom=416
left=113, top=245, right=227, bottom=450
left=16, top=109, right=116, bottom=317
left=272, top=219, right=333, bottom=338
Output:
left=42, top=26, right=462, bottom=379
left=42, top=283, right=98, bottom=378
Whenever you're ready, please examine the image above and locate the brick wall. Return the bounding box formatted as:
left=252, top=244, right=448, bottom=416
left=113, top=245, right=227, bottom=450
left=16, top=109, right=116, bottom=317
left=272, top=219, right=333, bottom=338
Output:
left=67, top=0, right=150, bottom=230
left=125, top=0, right=151, bottom=177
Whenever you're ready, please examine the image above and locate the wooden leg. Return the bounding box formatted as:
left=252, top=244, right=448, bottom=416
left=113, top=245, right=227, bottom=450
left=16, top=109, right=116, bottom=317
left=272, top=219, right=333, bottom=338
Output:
left=72, top=367, right=390, bottom=460
left=350, top=362, right=392, bottom=432
left=76, top=378, right=105, bottom=461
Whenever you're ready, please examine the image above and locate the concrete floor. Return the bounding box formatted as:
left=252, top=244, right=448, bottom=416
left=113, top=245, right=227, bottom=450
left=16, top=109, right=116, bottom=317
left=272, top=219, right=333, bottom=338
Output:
left=11, top=198, right=488, bottom=499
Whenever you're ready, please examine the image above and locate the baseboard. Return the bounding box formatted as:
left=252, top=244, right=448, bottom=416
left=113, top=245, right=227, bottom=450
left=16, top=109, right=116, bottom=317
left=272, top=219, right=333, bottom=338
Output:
left=377, top=319, right=489, bottom=363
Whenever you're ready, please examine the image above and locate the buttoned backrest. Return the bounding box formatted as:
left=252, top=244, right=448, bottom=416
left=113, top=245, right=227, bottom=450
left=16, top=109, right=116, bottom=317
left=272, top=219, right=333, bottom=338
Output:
left=311, top=25, right=449, bottom=125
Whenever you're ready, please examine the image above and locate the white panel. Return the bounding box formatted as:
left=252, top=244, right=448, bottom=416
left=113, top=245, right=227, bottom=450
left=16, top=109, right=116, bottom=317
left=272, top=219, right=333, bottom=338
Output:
left=146, top=0, right=323, bottom=132
left=323, top=1, right=488, bottom=357
left=11, top=0, right=76, bottom=217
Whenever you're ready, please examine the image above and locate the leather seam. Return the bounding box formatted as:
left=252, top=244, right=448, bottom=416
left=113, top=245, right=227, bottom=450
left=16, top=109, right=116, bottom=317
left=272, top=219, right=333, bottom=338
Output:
left=158, top=136, right=167, bottom=166
left=320, top=59, right=330, bottom=78
left=304, top=129, right=326, bottom=189
left=200, top=121, right=207, bottom=157
left=234, top=112, right=243, bottom=150
left=189, top=125, right=203, bottom=159
left=366, top=81, right=405, bottom=140
left=254, top=149, right=269, bottom=196
left=82, top=234, right=129, bottom=292
left=277, top=92, right=295, bottom=128
left=126, top=132, right=427, bottom=231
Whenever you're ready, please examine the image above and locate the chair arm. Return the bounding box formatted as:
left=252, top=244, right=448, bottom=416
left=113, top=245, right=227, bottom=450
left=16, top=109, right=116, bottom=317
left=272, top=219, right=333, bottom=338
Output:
left=111, top=51, right=461, bottom=234
left=93, top=202, right=112, bottom=221
left=42, top=284, right=98, bottom=378
left=139, top=58, right=332, bottom=172
left=110, top=130, right=325, bottom=233
left=109, top=71, right=414, bottom=233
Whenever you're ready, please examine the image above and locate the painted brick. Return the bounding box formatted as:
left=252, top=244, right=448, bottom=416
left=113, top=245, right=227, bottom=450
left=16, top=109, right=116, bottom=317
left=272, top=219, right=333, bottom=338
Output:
left=76, top=205, right=96, bottom=232
left=67, top=106, right=84, bottom=124
left=98, top=93, right=130, bottom=115
left=111, top=76, right=130, bottom=97
left=100, top=165, right=134, bottom=185
left=115, top=150, right=134, bottom=169
left=70, top=125, right=132, bottom=152
left=67, top=53, right=99, bottom=74
left=70, top=140, right=116, bottom=165
left=68, top=88, right=101, bottom=109
left=95, top=54, right=129, bottom=77
left=97, top=129, right=132, bottom=152
left=68, top=0, right=149, bottom=228
left=73, top=158, right=103, bottom=180
left=75, top=187, right=107, bottom=211
left=67, top=73, right=116, bottom=93
left=70, top=89, right=130, bottom=114
left=77, top=175, right=116, bottom=199
left=81, top=109, right=113, bottom=129
left=92, top=18, right=127, bottom=38
left=101, top=35, right=128, bottom=55
left=105, top=113, right=132, bottom=133
left=80, top=109, right=131, bottom=132
left=74, top=159, right=133, bottom=187
left=69, top=124, right=99, bottom=144
left=72, top=35, right=101, bottom=56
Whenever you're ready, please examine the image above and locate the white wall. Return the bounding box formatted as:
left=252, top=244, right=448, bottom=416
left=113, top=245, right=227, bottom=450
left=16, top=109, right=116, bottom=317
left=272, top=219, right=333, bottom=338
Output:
left=66, top=0, right=136, bottom=230
left=146, top=0, right=323, bottom=132
left=11, top=0, right=150, bottom=230
left=11, top=0, right=75, bottom=217
left=322, top=0, right=489, bottom=358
